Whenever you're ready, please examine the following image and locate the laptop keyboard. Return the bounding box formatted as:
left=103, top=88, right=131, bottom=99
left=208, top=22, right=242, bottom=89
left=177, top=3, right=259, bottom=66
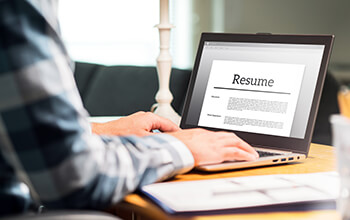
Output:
left=256, top=150, right=282, bottom=158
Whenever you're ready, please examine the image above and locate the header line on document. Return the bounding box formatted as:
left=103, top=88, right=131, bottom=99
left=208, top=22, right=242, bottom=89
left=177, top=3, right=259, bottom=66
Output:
left=213, top=87, right=291, bottom=95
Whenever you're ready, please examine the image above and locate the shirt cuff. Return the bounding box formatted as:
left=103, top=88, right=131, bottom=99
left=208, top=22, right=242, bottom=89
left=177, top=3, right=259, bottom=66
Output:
left=155, top=134, right=195, bottom=174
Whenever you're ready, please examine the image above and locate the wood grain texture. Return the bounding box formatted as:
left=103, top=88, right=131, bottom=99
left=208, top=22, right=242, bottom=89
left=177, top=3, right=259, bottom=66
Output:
left=109, top=144, right=339, bottom=220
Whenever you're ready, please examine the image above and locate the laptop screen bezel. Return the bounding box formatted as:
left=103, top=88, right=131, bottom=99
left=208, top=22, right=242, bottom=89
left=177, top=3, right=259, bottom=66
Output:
left=180, top=33, right=334, bottom=156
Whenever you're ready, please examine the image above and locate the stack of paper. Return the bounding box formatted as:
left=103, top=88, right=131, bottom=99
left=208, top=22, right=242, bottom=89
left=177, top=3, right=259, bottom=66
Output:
left=141, top=172, right=339, bottom=213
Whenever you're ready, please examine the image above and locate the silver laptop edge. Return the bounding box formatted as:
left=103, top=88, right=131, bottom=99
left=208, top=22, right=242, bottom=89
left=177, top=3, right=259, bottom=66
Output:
left=180, top=33, right=334, bottom=172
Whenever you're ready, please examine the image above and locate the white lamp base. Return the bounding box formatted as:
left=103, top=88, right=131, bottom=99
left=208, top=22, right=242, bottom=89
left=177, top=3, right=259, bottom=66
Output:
left=153, top=103, right=181, bottom=125
left=152, top=0, right=181, bottom=125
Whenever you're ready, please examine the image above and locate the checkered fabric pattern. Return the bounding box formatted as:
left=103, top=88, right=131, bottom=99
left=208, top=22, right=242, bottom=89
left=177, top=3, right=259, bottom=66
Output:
left=0, top=0, right=194, bottom=216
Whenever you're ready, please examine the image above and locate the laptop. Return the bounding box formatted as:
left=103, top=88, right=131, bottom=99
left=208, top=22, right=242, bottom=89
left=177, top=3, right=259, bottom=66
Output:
left=180, top=33, right=334, bottom=172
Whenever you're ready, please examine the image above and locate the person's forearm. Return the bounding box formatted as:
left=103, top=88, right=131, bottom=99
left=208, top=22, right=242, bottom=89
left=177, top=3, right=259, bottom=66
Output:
left=40, top=133, right=194, bottom=209
left=91, top=122, right=102, bottom=134
left=0, top=0, right=193, bottom=211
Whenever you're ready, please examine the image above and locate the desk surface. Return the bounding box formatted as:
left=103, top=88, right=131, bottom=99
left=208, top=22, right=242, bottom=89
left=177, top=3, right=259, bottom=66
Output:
left=110, top=143, right=340, bottom=220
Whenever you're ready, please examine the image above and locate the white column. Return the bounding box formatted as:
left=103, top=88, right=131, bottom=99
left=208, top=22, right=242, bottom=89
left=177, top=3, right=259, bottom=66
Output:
left=153, top=0, right=181, bottom=125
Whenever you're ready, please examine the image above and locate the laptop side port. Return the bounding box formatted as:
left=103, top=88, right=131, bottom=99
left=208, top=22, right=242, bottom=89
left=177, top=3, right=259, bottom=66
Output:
left=281, top=158, right=287, bottom=162
left=272, top=159, right=278, bottom=162
left=288, top=157, right=294, bottom=161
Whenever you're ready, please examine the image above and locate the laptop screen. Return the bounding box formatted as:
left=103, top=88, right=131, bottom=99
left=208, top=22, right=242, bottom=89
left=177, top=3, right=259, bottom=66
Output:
left=184, top=41, right=325, bottom=139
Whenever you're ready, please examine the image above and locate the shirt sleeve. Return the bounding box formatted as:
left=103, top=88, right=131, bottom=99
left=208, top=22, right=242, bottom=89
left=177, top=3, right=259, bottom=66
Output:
left=0, top=0, right=194, bottom=210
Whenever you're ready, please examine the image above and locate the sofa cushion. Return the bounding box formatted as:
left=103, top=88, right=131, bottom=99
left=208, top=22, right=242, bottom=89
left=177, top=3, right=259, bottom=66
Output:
left=74, top=63, right=191, bottom=116
left=73, top=62, right=102, bottom=99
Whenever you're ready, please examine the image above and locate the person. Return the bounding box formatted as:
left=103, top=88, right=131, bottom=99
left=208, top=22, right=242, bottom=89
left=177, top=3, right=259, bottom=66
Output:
left=0, top=0, right=259, bottom=218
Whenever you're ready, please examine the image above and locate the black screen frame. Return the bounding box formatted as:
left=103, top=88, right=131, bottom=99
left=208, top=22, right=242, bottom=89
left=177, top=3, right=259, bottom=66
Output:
left=180, top=32, right=334, bottom=156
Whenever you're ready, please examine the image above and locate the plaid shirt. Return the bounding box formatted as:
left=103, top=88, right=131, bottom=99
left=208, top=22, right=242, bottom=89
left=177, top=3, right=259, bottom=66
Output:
left=0, top=0, right=194, bottom=215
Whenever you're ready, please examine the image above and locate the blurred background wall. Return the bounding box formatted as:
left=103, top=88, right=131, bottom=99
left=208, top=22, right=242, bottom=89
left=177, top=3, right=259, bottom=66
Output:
left=191, top=0, right=350, bottom=83
left=59, top=0, right=350, bottom=82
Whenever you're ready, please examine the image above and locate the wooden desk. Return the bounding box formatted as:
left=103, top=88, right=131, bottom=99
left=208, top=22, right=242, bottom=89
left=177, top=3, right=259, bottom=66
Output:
left=110, top=143, right=340, bottom=220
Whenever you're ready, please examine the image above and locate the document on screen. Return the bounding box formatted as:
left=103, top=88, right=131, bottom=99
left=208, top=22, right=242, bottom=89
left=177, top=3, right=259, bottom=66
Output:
left=198, top=60, right=305, bottom=137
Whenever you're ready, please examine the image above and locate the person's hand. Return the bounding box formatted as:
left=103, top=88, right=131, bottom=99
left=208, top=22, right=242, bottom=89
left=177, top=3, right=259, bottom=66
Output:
left=91, top=111, right=180, bottom=136
left=168, top=128, right=259, bottom=166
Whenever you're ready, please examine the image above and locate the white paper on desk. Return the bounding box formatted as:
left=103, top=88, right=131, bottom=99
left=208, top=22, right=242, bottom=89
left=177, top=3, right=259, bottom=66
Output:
left=141, top=172, right=339, bottom=213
